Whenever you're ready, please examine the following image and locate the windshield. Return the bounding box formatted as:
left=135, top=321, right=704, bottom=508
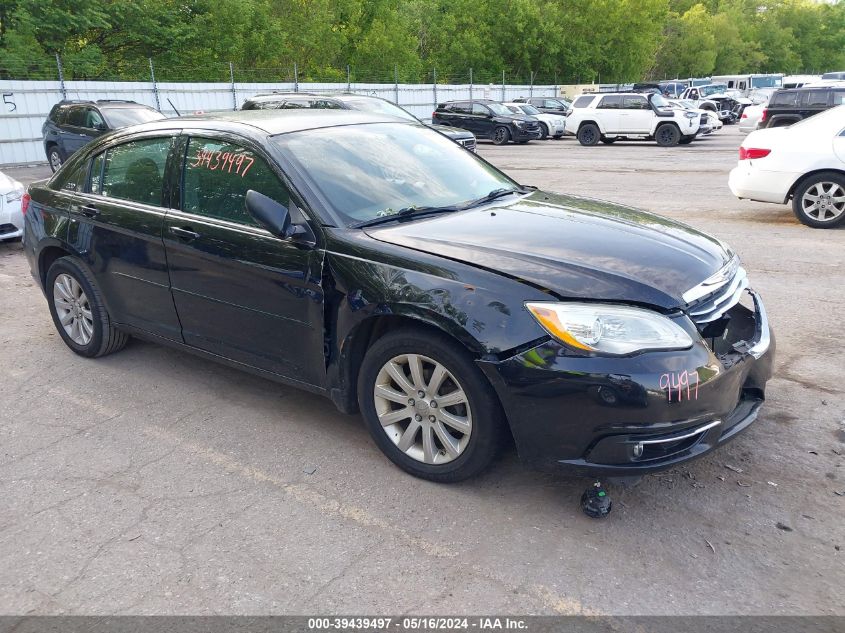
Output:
left=650, top=94, right=670, bottom=108
left=518, top=104, right=540, bottom=115
left=343, top=98, right=417, bottom=122
left=101, top=107, right=165, bottom=128
left=273, top=123, right=518, bottom=227
left=487, top=102, right=513, bottom=115
left=751, top=76, right=782, bottom=88
left=699, top=84, right=728, bottom=97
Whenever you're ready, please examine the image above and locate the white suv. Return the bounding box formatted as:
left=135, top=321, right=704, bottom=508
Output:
left=564, top=92, right=701, bottom=146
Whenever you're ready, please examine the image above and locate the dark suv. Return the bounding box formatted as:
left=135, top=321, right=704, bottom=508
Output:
left=43, top=100, right=165, bottom=172
left=242, top=92, right=477, bottom=151
left=513, top=97, right=571, bottom=116
left=759, top=86, right=845, bottom=128
left=432, top=100, right=541, bottom=145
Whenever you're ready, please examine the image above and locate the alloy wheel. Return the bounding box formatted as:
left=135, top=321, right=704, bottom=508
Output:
left=373, top=354, right=472, bottom=465
left=493, top=128, right=508, bottom=144
left=53, top=273, right=94, bottom=345
left=49, top=150, right=62, bottom=171
left=801, top=181, right=845, bottom=222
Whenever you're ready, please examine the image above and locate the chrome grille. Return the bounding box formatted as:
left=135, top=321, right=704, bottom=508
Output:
left=684, top=260, right=749, bottom=325
left=458, top=138, right=476, bottom=152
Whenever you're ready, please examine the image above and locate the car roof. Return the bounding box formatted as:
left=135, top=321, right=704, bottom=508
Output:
left=117, top=109, right=409, bottom=137
left=57, top=99, right=151, bottom=108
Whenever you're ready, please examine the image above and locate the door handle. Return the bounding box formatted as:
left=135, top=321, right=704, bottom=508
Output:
left=75, top=203, right=100, bottom=217
left=169, top=226, right=201, bottom=241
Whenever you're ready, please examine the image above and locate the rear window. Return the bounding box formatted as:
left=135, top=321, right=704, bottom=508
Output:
left=572, top=95, right=595, bottom=108
left=598, top=95, right=621, bottom=109
left=769, top=91, right=800, bottom=107
left=101, top=106, right=164, bottom=129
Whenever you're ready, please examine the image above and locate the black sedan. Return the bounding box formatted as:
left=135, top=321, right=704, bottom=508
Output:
left=22, top=110, right=774, bottom=485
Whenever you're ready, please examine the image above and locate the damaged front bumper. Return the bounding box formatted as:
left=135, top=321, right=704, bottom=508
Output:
left=478, top=289, right=774, bottom=476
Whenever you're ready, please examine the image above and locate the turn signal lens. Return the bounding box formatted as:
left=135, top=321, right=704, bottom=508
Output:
left=739, top=147, right=771, bottom=160
left=525, top=302, right=693, bottom=356
left=760, top=108, right=768, bottom=122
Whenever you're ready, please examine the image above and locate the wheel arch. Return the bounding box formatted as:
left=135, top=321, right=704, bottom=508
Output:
left=329, top=312, right=485, bottom=415
left=38, top=244, right=72, bottom=290
left=785, top=168, right=845, bottom=202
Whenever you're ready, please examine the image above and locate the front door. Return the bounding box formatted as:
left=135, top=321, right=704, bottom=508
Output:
left=619, top=95, right=653, bottom=133
left=162, top=134, right=325, bottom=386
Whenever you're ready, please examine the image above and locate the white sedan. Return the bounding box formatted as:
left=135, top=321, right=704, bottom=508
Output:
left=739, top=104, right=765, bottom=133
left=729, top=105, right=845, bottom=228
left=0, top=171, right=25, bottom=242
left=503, top=103, right=564, bottom=139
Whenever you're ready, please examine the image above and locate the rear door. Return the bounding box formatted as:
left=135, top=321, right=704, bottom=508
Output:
left=63, top=106, right=94, bottom=155
left=162, top=133, right=325, bottom=385
left=596, top=95, right=622, bottom=132
left=66, top=133, right=183, bottom=340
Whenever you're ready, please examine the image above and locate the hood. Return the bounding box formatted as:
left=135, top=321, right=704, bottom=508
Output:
left=429, top=124, right=474, bottom=140
left=364, top=192, right=732, bottom=310
left=0, top=171, right=23, bottom=195
left=495, top=113, right=537, bottom=123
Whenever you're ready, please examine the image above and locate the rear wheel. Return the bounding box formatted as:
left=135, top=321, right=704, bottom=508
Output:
left=46, top=257, right=129, bottom=357
left=47, top=146, right=64, bottom=173
left=492, top=126, right=511, bottom=145
left=577, top=123, right=600, bottom=146
left=655, top=123, right=680, bottom=146
left=358, top=329, right=506, bottom=482
left=791, top=172, right=845, bottom=228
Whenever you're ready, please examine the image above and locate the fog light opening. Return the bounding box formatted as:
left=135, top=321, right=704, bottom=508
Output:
left=632, top=442, right=644, bottom=458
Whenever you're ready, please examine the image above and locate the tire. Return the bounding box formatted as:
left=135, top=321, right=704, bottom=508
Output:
left=47, top=145, right=64, bottom=173
left=678, top=135, right=694, bottom=145
left=46, top=256, right=129, bottom=357
left=791, top=172, right=845, bottom=229
left=600, top=137, right=616, bottom=145
left=655, top=123, right=680, bottom=147
left=538, top=123, right=549, bottom=140
left=492, top=126, right=511, bottom=145
left=577, top=123, right=600, bottom=146
left=358, top=328, right=507, bottom=482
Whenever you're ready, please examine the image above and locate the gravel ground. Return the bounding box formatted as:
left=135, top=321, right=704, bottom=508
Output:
left=0, top=126, right=843, bottom=616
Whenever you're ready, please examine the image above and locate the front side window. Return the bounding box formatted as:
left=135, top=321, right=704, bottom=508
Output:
left=85, top=108, right=105, bottom=130
left=623, top=96, right=649, bottom=109
left=100, top=137, right=171, bottom=206
left=472, top=103, right=490, bottom=116
left=805, top=91, right=830, bottom=107
left=182, top=137, right=290, bottom=226
left=273, top=122, right=517, bottom=226
left=65, top=107, right=86, bottom=127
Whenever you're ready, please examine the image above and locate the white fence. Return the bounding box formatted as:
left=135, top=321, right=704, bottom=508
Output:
left=0, top=79, right=558, bottom=166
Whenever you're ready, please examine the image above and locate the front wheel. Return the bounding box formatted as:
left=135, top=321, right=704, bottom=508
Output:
left=577, top=123, right=600, bottom=146
left=48, top=146, right=64, bottom=173
left=538, top=123, right=549, bottom=140
left=492, top=126, right=511, bottom=145
left=792, top=172, right=845, bottom=228
left=46, top=257, right=129, bottom=357
left=358, top=329, right=507, bottom=482
left=655, top=124, right=680, bottom=146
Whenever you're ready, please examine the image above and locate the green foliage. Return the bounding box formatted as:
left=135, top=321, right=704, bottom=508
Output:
left=1, top=0, right=843, bottom=83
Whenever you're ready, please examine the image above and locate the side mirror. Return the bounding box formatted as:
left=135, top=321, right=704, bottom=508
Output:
left=245, top=190, right=293, bottom=238
left=93, top=122, right=107, bottom=131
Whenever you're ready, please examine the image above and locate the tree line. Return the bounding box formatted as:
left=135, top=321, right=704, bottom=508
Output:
left=1, top=0, right=843, bottom=84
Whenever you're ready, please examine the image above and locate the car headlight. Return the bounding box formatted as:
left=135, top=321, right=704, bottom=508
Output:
left=684, top=111, right=697, bottom=119
left=525, top=302, right=693, bottom=355
left=5, top=187, right=23, bottom=203
left=513, top=120, right=525, bottom=127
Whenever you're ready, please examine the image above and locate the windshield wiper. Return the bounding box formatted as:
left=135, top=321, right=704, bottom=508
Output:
left=352, top=205, right=461, bottom=229
left=458, top=187, right=529, bottom=210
